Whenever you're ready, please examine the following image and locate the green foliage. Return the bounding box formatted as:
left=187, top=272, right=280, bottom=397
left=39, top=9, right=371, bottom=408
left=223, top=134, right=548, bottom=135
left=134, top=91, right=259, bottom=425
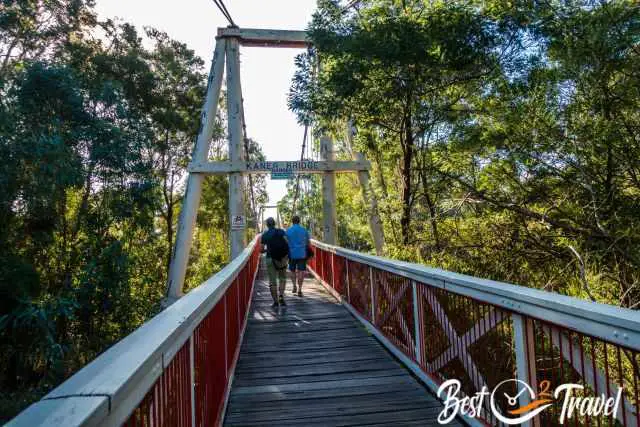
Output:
left=279, top=174, right=323, bottom=236
left=0, top=1, right=241, bottom=420
left=292, top=0, right=640, bottom=309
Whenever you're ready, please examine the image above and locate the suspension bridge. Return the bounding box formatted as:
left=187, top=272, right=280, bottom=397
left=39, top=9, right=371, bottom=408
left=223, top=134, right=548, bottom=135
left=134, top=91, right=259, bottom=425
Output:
left=8, top=28, right=640, bottom=427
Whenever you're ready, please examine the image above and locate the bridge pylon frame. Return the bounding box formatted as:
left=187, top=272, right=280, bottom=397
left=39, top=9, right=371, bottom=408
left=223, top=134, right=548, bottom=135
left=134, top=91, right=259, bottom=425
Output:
left=166, top=28, right=381, bottom=301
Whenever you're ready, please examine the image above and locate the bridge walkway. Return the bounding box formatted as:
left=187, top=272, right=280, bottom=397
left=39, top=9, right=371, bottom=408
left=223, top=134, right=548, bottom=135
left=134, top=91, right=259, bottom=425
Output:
left=224, top=261, right=457, bottom=426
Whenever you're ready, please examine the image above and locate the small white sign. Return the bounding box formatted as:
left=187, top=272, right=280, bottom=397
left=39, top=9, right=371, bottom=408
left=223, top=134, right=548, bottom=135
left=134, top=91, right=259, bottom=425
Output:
left=231, top=215, right=246, bottom=230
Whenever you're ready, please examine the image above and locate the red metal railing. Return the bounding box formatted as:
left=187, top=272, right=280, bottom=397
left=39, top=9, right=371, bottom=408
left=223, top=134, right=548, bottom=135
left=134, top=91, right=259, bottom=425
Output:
left=123, top=342, right=193, bottom=427
left=124, top=242, right=261, bottom=427
left=12, top=237, right=262, bottom=426
left=526, top=319, right=640, bottom=427
left=416, top=286, right=515, bottom=425
left=310, top=241, right=640, bottom=427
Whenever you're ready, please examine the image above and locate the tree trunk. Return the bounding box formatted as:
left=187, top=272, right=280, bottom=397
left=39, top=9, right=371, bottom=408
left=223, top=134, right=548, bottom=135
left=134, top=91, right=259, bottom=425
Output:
left=416, top=131, right=440, bottom=251
left=345, top=121, right=385, bottom=254
left=161, top=130, right=174, bottom=275
left=421, top=175, right=441, bottom=250
left=371, top=144, right=400, bottom=245
left=166, top=170, right=174, bottom=275
left=400, top=110, right=414, bottom=245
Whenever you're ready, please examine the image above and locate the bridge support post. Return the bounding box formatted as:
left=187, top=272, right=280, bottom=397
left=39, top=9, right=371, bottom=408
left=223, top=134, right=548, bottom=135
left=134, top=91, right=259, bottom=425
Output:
left=166, top=39, right=226, bottom=301
left=355, top=152, right=385, bottom=255
left=226, top=36, right=246, bottom=259
left=369, top=266, right=376, bottom=323
left=513, top=314, right=539, bottom=427
left=412, top=281, right=422, bottom=365
left=346, top=121, right=385, bottom=255
left=320, top=135, right=337, bottom=244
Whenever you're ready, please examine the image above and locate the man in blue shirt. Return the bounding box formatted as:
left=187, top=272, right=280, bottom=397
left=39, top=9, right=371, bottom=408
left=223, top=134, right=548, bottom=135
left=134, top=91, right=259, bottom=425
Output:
left=286, top=215, right=310, bottom=297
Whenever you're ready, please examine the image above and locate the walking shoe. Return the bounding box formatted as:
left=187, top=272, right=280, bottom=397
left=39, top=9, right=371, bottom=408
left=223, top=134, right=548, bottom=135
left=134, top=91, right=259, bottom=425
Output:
left=292, top=286, right=297, bottom=294
left=298, top=291, right=303, bottom=297
left=279, top=296, right=286, bottom=306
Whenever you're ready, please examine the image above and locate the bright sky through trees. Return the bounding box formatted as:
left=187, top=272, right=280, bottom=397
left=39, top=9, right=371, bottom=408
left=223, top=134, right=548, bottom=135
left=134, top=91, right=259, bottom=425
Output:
left=94, top=0, right=316, bottom=209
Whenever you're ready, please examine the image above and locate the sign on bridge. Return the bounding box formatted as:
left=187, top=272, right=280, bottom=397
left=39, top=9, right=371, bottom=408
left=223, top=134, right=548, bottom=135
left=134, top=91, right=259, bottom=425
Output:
left=271, top=172, right=292, bottom=180
left=231, top=215, right=246, bottom=230
left=250, top=161, right=320, bottom=172
left=188, top=159, right=370, bottom=175
left=256, top=161, right=316, bottom=179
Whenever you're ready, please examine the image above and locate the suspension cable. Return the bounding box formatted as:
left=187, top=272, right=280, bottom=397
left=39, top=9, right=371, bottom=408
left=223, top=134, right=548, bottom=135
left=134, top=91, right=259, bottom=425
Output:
left=239, top=93, right=258, bottom=227
left=341, top=0, right=361, bottom=14
left=211, top=0, right=236, bottom=27
left=291, top=124, right=309, bottom=214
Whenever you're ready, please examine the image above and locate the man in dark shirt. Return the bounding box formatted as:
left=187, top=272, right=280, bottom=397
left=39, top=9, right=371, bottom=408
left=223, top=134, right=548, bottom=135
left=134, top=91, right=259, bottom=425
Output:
left=261, top=217, right=289, bottom=307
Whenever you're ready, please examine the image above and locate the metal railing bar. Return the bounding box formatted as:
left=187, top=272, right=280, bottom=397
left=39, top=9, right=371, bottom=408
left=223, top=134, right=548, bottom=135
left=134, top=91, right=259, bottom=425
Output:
left=11, top=236, right=260, bottom=427
left=218, top=253, right=261, bottom=425
left=311, top=240, right=640, bottom=351
left=312, top=269, right=486, bottom=427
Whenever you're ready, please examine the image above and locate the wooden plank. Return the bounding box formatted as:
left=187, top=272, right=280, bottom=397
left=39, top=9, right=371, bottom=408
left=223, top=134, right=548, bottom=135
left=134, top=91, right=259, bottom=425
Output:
left=232, top=365, right=408, bottom=387
left=249, top=307, right=355, bottom=325
left=228, top=390, right=432, bottom=412
left=247, top=315, right=355, bottom=326
left=229, top=373, right=414, bottom=396
left=235, top=346, right=389, bottom=369
left=236, top=346, right=388, bottom=364
left=242, top=335, right=369, bottom=350
left=239, top=339, right=373, bottom=354
left=230, top=392, right=440, bottom=410
left=226, top=406, right=446, bottom=426
left=238, top=339, right=374, bottom=355
left=245, top=317, right=359, bottom=331
left=235, top=351, right=389, bottom=366
left=235, top=359, right=400, bottom=379
left=229, top=381, right=423, bottom=404
left=225, top=399, right=441, bottom=423
left=244, top=328, right=368, bottom=344
left=224, top=267, right=453, bottom=426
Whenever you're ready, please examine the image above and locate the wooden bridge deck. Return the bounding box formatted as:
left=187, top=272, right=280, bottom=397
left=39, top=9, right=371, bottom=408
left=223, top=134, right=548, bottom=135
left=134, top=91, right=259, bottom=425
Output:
left=224, top=261, right=459, bottom=426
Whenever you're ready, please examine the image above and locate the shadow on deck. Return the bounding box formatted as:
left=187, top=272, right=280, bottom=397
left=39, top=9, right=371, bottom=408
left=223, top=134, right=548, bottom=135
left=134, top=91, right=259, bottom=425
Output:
left=224, top=260, right=460, bottom=426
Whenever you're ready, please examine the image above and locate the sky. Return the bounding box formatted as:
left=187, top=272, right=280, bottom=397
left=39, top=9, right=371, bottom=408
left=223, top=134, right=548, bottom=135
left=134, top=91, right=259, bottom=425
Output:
left=94, top=0, right=317, bottom=218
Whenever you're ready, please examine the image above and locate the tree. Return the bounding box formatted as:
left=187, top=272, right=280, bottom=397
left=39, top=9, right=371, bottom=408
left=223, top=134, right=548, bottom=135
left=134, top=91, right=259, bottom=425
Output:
left=143, top=28, right=208, bottom=274
left=0, top=2, right=238, bottom=418
left=290, top=0, right=640, bottom=308
left=291, top=0, right=501, bottom=244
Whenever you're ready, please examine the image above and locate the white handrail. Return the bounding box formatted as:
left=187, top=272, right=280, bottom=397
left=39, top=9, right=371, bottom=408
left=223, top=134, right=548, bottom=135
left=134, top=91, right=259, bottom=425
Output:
left=8, top=236, right=260, bottom=427
left=310, top=240, right=640, bottom=426
left=311, top=239, right=640, bottom=351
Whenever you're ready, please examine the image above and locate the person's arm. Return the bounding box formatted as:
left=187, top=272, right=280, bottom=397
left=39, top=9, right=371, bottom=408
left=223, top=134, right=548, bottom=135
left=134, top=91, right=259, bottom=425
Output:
left=260, top=234, right=267, bottom=253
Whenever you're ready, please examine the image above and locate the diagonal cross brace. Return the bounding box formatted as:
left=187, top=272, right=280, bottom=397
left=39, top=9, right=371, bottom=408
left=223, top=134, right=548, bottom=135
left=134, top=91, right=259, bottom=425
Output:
left=375, top=277, right=415, bottom=354
left=422, top=287, right=495, bottom=394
